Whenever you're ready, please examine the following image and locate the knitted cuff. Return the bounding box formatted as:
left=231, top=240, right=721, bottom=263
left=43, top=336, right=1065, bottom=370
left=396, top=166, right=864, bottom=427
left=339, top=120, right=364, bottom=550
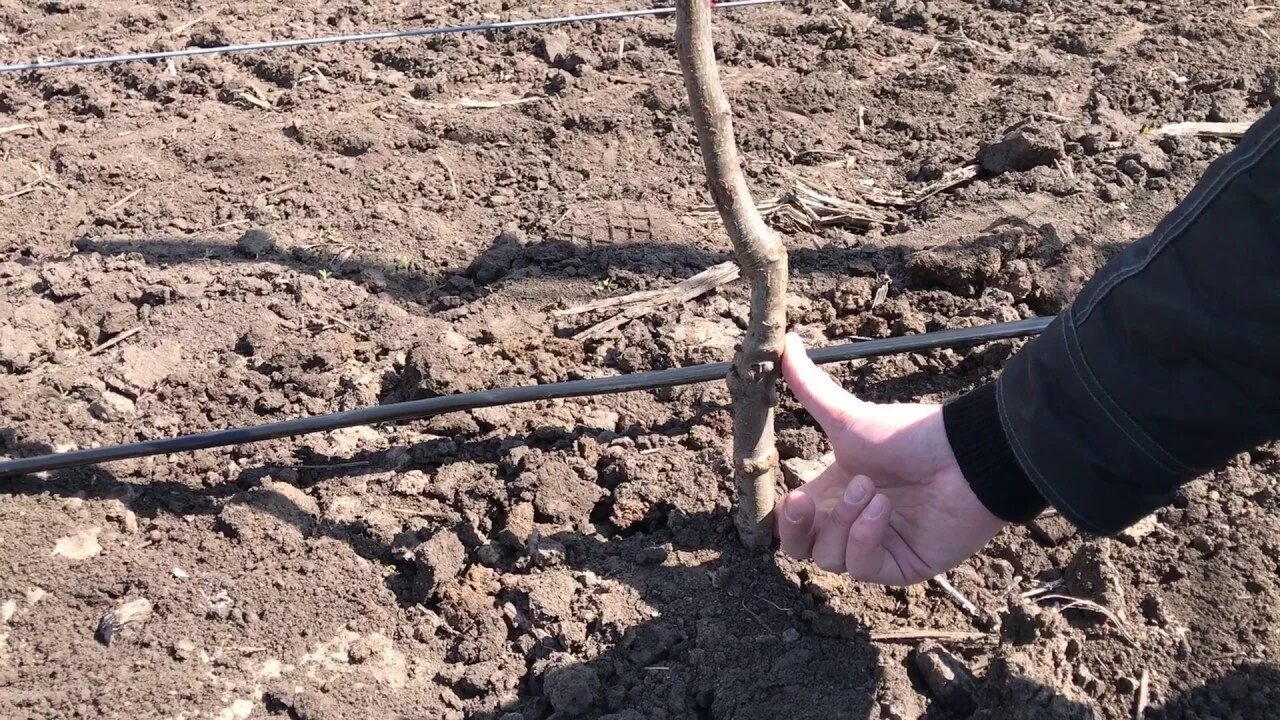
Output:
left=942, top=383, right=1047, bottom=523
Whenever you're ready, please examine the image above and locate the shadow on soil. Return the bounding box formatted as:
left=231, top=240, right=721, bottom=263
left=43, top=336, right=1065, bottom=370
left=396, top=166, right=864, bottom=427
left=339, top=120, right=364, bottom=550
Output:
left=5, top=407, right=1280, bottom=718
left=70, top=230, right=904, bottom=307
left=0, top=347, right=1016, bottom=717
left=1, top=434, right=887, bottom=718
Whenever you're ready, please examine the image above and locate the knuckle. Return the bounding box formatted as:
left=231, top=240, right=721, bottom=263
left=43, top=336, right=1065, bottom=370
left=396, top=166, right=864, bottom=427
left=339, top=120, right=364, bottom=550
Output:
left=848, top=527, right=872, bottom=546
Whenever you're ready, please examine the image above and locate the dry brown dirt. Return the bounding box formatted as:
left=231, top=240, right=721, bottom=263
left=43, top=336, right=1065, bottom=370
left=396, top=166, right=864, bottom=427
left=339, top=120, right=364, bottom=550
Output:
left=2, top=0, right=1280, bottom=718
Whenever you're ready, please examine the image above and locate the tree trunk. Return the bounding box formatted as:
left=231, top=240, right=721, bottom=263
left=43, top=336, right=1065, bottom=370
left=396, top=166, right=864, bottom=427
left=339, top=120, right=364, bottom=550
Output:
left=674, top=0, right=789, bottom=548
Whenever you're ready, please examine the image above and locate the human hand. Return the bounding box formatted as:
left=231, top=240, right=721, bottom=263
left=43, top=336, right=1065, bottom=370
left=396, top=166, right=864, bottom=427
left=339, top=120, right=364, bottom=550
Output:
left=775, top=334, right=1006, bottom=585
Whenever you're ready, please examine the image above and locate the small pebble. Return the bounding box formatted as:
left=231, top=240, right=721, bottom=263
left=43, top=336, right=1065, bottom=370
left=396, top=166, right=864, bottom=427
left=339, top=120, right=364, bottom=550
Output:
left=638, top=544, right=670, bottom=565
left=173, top=638, right=197, bottom=661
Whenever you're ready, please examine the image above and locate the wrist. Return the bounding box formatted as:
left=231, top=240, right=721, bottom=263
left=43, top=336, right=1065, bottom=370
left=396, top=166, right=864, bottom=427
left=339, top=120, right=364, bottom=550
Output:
left=942, top=383, right=1048, bottom=523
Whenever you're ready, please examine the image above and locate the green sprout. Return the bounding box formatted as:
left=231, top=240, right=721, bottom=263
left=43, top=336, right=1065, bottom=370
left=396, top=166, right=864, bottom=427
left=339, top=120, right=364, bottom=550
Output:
left=592, top=277, right=618, bottom=296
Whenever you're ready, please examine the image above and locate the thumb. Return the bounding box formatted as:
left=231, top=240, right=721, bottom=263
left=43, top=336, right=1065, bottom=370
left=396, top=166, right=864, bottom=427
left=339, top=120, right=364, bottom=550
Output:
left=781, top=333, right=861, bottom=437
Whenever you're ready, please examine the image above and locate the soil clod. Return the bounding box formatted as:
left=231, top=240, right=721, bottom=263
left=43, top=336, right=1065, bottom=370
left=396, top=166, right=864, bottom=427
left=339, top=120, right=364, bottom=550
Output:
left=96, top=598, right=153, bottom=645
left=235, top=228, right=276, bottom=257
left=912, top=640, right=979, bottom=714
left=978, top=123, right=1066, bottom=175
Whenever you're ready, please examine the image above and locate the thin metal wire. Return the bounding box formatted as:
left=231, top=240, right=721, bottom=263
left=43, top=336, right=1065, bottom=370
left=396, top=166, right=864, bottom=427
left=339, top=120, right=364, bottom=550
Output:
left=0, top=316, right=1053, bottom=478
left=0, top=0, right=784, bottom=73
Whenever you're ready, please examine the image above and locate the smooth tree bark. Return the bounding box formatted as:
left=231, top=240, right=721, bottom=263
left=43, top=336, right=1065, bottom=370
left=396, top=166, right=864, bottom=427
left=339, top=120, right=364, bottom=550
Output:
left=674, top=0, right=789, bottom=547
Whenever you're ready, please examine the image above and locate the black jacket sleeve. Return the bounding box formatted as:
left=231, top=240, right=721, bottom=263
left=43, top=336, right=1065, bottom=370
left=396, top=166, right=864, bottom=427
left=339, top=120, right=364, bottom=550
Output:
left=943, top=103, right=1280, bottom=535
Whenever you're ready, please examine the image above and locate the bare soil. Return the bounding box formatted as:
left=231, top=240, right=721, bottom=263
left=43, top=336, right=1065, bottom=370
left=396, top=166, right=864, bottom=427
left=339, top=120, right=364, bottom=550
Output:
left=2, top=1, right=1279, bottom=718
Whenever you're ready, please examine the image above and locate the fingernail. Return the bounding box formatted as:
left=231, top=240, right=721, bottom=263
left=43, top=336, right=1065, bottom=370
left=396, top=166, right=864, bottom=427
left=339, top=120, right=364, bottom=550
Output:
left=843, top=476, right=870, bottom=505
left=865, top=495, right=888, bottom=520
left=783, top=492, right=805, bottom=523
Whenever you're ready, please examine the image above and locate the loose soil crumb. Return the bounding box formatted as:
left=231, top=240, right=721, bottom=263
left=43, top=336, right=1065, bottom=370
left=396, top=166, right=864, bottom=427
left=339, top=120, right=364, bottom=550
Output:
left=2, top=0, right=1279, bottom=718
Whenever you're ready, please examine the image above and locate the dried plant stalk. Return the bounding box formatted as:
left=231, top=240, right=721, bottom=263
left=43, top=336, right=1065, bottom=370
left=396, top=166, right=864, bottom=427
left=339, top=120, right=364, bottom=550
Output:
left=675, top=0, right=789, bottom=547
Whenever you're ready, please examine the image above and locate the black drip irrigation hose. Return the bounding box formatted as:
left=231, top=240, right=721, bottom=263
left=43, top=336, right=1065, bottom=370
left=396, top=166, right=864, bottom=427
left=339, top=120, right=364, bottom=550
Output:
left=0, top=316, right=1053, bottom=478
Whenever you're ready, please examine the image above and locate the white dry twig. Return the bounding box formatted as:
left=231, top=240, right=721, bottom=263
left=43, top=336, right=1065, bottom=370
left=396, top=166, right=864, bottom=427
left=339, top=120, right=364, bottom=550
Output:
left=259, top=183, right=297, bottom=200
left=1153, top=120, right=1254, bottom=139
left=692, top=179, right=893, bottom=231
left=1135, top=669, right=1150, bottom=719
left=932, top=574, right=981, bottom=616
left=909, top=163, right=981, bottom=205
left=457, top=95, right=544, bottom=109
left=1038, top=593, right=1136, bottom=645
left=170, top=11, right=213, bottom=35
left=103, top=188, right=141, bottom=214
left=88, top=326, right=145, bottom=356
left=1019, top=577, right=1065, bottom=600
left=870, top=628, right=991, bottom=644
left=240, top=91, right=273, bottom=110
left=0, top=164, right=54, bottom=202
left=435, top=156, right=459, bottom=198
left=562, top=261, right=741, bottom=340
